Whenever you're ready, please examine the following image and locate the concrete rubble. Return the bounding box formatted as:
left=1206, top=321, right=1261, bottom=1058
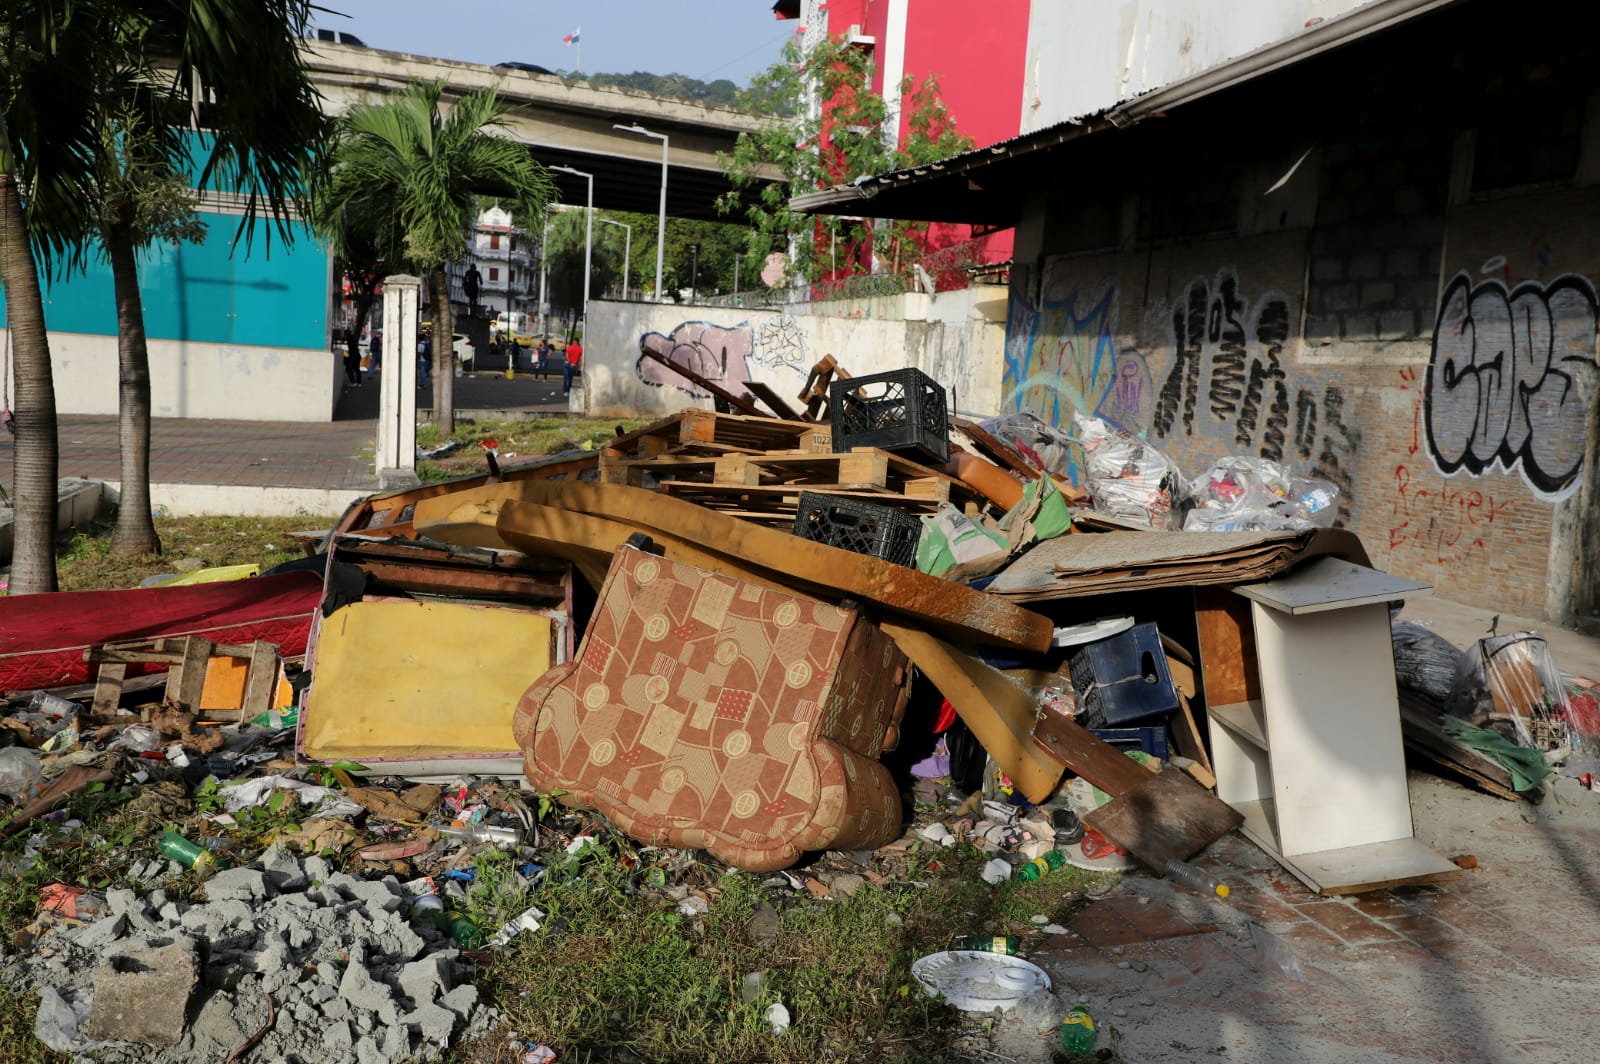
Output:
left=3, top=845, right=495, bottom=1062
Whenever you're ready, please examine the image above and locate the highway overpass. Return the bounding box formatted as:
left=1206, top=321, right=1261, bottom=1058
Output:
left=301, top=41, right=782, bottom=221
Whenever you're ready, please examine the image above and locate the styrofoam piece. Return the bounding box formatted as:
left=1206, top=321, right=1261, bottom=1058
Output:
left=911, top=951, right=1051, bottom=1012
left=1052, top=616, right=1136, bottom=647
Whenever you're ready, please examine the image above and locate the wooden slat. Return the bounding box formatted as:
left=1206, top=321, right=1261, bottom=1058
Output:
left=1195, top=587, right=1259, bottom=708
left=950, top=417, right=1039, bottom=477
left=746, top=380, right=804, bottom=420
left=241, top=642, right=280, bottom=718
left=91, top=663, right=127, bottom=720
left=1029, top=706, right=1162, bottom=795
left=486, top=481, right=1052, bottom=651
left=638, top=348, right=766, bottom=416
left=1169, top=691, right=1214, bottom=776
left=878, top=623, right=1065, bottom=802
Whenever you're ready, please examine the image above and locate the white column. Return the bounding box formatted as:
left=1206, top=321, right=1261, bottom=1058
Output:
left=376, top=274, right=421, bottom=489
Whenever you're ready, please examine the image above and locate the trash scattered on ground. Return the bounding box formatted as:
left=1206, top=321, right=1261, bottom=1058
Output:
left=910, top=950, right=1052, bottom=1012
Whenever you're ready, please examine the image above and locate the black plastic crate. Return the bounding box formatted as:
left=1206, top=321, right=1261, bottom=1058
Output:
left=828, top=367, right=949, bottom=466
left=791, top=492, right=922, bottom=568
left=1068, top=622, right=1180, bottom=727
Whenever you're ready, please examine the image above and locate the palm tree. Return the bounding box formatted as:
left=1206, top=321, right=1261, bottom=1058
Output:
left=0, top=0, right=324, bottom=593
left=312, top=80, right=556, bottom=435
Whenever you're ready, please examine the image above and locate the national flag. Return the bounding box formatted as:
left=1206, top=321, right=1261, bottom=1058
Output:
left=562, top=27, right=581, bottom=45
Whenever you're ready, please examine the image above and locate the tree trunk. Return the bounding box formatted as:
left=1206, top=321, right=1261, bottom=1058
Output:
left=430, top=266, right=455, bottom=436
left=0, top=150, right=60, bottom=594
left=105, top=211, right=161, bottom=558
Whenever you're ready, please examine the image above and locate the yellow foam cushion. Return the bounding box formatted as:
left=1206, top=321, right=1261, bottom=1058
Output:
left=302, top=600, right=553, bottom=759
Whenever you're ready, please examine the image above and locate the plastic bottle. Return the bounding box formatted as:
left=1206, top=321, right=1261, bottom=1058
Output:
left=158, top=830, right=215, bottom=875
left=438, top=823, right=522, bottom=848
left=1016, top=849, right=1066, bottom=883
left=29, top=691, right=81, bottom=719
left=441, top=911, right=486, bottom=949
left=953, top=936, right=1018, bottom=955
left=1165, top=857, right=1230, bottom=899
left=1059, top=1003, right=1096, bottom=1053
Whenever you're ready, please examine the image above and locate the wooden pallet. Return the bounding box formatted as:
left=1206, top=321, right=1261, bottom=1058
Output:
left=603, top=410, right=831, bottom=466
left=657, top=482, right=948, bottom=520
left=604, top=447, right=967, bottom=503
left=84, top=636, right=283, bottom=722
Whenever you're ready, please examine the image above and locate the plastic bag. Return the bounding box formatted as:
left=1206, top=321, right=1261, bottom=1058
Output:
left=1477, top=633, right=1572, bottom=750
left=977, top=412, right=1078, bottom=479
left=0, top=747, right=44, bottom=804
left=1185, top=453, right=1340, bottom=532
left=1074, top=416, right=1189, bottom=529
left=917, top=503, right=1011, bottom=578
left=1390, top=623, right=1476, bottom=706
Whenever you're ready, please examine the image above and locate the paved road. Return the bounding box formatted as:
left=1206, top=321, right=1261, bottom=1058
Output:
left=1, top=368, right=577, bottom=492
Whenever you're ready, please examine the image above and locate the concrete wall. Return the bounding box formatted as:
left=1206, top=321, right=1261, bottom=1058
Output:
left=1020, top=0, right=1367, bottom=133
left=1003, top=32, right=1600, bottom=623
left=28, top=332, right=342, bottom=421
left=581, top=287, right=1009, bottom=420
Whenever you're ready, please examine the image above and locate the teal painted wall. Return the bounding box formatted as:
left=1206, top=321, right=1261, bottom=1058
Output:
left=1, top=212, right=330, bottom=351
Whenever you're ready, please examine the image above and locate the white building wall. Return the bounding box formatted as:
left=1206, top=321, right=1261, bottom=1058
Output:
left=1020, top=0, right=1369, bottom=133
left=36, top=331, right=342, bottom=421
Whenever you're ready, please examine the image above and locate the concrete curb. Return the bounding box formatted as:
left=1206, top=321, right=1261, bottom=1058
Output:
left=100, top=481, right=359, bottom=519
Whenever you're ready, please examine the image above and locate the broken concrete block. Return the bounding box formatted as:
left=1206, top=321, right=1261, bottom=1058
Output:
left=402, top=1001, right=459, bottom=1046
left=322, top=1018, right=354, bottom=1052
left=105, top=888, right=142, bottom=919
left=72, top=913, right=128, bottom=950
left=260, top=843, right=310, bottom=891
left=85, top=938, right=201, bottom=1045
left=203, top=866, right=270, bottom=903
left=339, top=944, right=400, bottom=1023
left=396, top=954, right=451, bottom=1007
left=438, top=983, right=479, bottom=1022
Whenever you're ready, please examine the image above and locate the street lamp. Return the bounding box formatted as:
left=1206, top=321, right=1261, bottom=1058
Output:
left=549, top=165, right=594, bottom=331
left=537, top=205, right=556, bottom=340
left=613, top=123, right=668, bottom=302
left=598, top=218, right=633, bottom=300
left=687, top=242, right=701, bottom=303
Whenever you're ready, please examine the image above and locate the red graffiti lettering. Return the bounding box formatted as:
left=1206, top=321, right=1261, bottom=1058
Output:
left=1385, top=463, right=1513, bottom=564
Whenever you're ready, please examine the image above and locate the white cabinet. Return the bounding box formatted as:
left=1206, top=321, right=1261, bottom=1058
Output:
left=1205, top=557, right=1463, bottom=894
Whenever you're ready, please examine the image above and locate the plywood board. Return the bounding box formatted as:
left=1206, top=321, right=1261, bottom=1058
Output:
left=1084, top=768, right=1243, bottom=871
left=1236, top=557, right=1431, bottom=616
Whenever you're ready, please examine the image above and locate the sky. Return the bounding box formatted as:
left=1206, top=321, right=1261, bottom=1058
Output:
left=311, top=0, right=797, bottom=87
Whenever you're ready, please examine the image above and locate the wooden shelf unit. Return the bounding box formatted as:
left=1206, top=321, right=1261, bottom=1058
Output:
left=1202, top=557, right=1464, bottom=895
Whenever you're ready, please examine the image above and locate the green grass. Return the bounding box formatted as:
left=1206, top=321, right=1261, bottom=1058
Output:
left=415, top=415, right=649, bottom=482
left=55, top=514, right=325, bottom=592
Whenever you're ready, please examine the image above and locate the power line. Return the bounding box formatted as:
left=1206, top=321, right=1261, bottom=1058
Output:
left=693, top=27, right=794, bottom=84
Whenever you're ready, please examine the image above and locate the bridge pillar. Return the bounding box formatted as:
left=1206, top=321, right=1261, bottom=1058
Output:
left=375, top=274, right=421, bottom=489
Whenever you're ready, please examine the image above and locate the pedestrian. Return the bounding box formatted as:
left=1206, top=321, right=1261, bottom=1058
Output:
left=418, top=333, right=431, bottom=387
left=367, top=330, right=382, bottom=379
left=535, top=339, right=549, bottom=380
left=562, top=337, right=583, bottom=396
left=340, top=329, right=361, bottom=386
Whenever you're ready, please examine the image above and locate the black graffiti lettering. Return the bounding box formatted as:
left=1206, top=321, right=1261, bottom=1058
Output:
left=1153, top=279, right=1207, bottom=437
left=1312, top=384, right=1360, bottom=525
left=1294, top=387, right=1318, bottom=460
left=1425, top=271, right=1599, bottom=498
left=1209, top=275, right=1247, bottom=423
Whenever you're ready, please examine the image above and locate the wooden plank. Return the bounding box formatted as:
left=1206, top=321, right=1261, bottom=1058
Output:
left=1194, top=587, right=1259, bottom=708
left=1028, top=707, right=1161, bottom=796
left=746, top=380, right=804, bottom=420
left=85, top=646, right=185, bottom=665
left=241, top=642, right=280, bottom=718
left=656, top=482, right=944, bottom=509
left=878, top=623, right=1065, bottom=803
left=485, top=481, right=1052, bottom=651
left=1170, top=691, right=1213, bottom=776
left=91, top=663, right=127, bottom=719
left=950, top=417, right=1038, bottom=477
left=1084, top=767, right=1244, bottom=871
left=638, top=347, right=766, bottom=416
left=1399, top=695, right=1521, bottom=801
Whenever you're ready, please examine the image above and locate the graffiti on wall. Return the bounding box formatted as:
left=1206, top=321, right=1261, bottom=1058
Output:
left=637, top=318, right=812, bottom=401
left=1004, top=266, right=1359, bottom=521
left=1004, top=276, right=1153, bottom=434
left=1424, top=270, right=1599, bottom=500
left=637, top=321, right=758, bottom=400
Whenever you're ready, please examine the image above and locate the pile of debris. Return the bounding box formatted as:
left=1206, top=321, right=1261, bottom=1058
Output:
left=2, top=358, right=1594, bottom=1059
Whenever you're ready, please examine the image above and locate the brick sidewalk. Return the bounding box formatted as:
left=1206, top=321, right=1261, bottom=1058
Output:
left=1023, top=776, right=1600, bottom=1062
left=0, top=370, right=574, bottom=492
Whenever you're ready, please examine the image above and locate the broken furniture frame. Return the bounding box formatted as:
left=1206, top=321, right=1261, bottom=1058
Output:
left=1200, top=557, right=1463, bottom=894
left=84, top=636, right=282, bottom=722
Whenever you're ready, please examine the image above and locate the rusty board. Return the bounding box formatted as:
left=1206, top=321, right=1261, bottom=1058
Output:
left=334, top=451, right=599, bottom=538
left=1028, top=706, right=1156, bottom=796
left=746, top=380, right=804, bottom=420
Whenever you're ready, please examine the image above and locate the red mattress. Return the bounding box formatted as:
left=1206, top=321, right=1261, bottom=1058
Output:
left=0, top=572, right=323, bottom=693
